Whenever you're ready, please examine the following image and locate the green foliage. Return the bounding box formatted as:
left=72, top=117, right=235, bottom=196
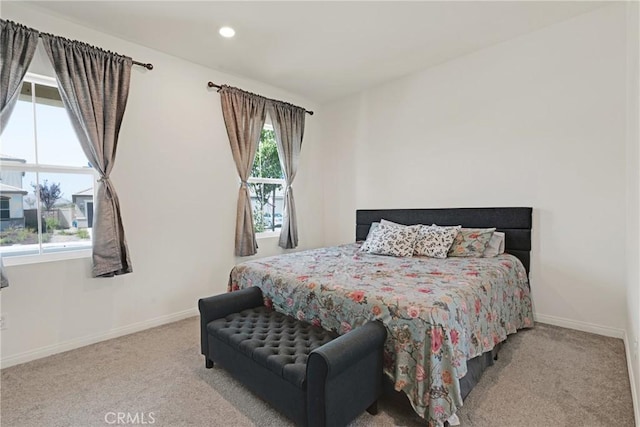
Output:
left=252, top=206, right=266, bottom=233
left=44, top=217, right=59, bottom=232
left=251, top=129, right=283, bottom=232
left=0, top=227, right=38, bottom=245
left=77, top=229, right=90, bottom=239
left=252, top=129, right=282, bottom=179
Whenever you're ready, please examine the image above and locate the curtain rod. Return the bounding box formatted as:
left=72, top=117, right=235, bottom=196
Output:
left=207, top=82, right=313, bottom=115
left=32, top=31, right=153, bottom=70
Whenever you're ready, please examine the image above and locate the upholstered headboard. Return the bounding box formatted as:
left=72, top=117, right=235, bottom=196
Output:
left=356, top=207, right=533, bottom=273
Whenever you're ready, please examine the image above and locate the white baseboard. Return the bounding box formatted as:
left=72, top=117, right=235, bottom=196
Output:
left=624, top=331, right=640, bottom=427
left=0, top=308, right=198, bottom=369
left=534, top=312, right=625, bottom=339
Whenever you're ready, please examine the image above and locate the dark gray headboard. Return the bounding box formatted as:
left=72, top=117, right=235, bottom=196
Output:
left=356, top=207, right=532, bottom=273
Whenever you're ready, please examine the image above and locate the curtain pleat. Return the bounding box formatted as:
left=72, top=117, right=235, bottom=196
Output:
left=219, top=86, right=267, bottom=256
left=0, top=19, right=39, bottom=135
left=41, top=34, right=133, bottom=277
left=267, top=102, right=305, bottom=249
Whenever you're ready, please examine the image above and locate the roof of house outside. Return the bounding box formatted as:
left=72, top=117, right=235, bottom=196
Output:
left=0, top=153, right=26, bottom=163
left=72, top=188, right=93, bottom=197
left=0, top=182, right=28, bottom=195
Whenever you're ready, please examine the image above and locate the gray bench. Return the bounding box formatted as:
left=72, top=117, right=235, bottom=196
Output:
left=199, top=287, right=386, bottom=427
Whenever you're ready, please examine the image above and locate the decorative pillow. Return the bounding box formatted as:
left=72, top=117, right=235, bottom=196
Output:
left=380, top=219, right=422, bottom=231
left=448, top=227, right=496, bottom=257
left=380, top=219, right=405, bottom=228
left=414, top=225, right=461, bottom=258
left=360, top=222, right=380, bottom=251
left=483, top=231, right=505, bottom=257
left=362, top=224, right=418, bottom=257
left=384, top=218, right=424, bottom=233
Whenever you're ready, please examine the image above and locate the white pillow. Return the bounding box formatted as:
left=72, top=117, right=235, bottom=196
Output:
left=360, top=222, right=379, bottom=251
left=482, top=231, right=505, bottom=257
left=380, top=219, right=422, bottom=230
left=414, top=225, right=461, bottom=259
left=380, top=219, right=404, bottom=228
left=362, top=223, right=418, bottom=257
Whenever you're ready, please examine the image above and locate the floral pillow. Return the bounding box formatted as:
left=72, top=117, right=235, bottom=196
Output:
left=414, top=225, right=461, bottom=258
left=447, top=227, right=496, bottom=257
left=483, top=231, right=505, bottom=257
left=362, top=223, right=418, bottom=257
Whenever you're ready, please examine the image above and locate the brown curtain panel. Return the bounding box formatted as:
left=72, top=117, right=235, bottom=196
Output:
left=41, top=35, right=133, bottom=277
left=0, top=19, right=39, bottom=288
left=0, top=19, right=39, bottom=135
left=219, top=86, right=267, bottom=256
left=267, top=102, right=305, bottom=249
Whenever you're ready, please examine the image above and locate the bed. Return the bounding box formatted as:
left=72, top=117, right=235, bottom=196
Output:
left=229, top=207, right=534, bottom=426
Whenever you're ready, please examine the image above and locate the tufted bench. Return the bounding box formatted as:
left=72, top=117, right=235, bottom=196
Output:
left=199, top=287, right=386, bottom=427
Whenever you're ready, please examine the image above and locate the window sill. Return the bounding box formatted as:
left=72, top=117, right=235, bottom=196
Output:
left=2, top=248, right=92, bottom=267
left=256, top=231, right=280, bottom=239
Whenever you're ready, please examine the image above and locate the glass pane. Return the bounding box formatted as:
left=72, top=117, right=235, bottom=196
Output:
left=34, top=173, right=93, bottom=254
left=0, top=81, right=37, bottom=164
left=34, top=83, right=91, bottom=168
left=251, top=128, right=283, bottom=179
left=249, top=181, right=284, bottom=233
left=1, top=171, right=39, bottom=258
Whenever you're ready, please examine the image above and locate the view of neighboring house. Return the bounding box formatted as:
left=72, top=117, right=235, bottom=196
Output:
left=0, top=154, right=27, bottom=231
left=0, top=154, right=94, bottom=232
left=72, top=187, right=93, bottom=228
left=0, top=183, right=28, bottom=231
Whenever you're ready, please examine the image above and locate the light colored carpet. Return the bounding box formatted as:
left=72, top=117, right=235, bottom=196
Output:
left=1, top=318, right=634, bottom=427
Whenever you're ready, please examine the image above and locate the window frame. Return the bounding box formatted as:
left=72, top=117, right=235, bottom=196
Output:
left=249, top=124, right=285, bottom=238
left=1, top=73, right=97, bottom=266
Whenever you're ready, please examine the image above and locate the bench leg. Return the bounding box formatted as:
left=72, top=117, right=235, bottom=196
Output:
left=205, top=358, right=214, bottom=369
left=366, top=401, right=378, bottom=415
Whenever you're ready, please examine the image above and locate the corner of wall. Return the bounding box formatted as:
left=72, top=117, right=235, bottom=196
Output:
left=626, top=0, right=640, bottom=423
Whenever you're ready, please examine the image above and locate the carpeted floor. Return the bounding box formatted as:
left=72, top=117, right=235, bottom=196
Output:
left=1, top=318, right=634, bottom=427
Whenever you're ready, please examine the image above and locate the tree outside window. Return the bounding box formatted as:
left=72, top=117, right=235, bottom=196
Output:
left=249, top=127, right=284, bottom=233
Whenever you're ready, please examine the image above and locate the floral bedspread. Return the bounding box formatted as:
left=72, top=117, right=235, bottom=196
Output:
left=228, top=243, right=533, bottom=426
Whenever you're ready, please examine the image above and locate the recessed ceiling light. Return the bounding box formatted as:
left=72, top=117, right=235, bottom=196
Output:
left=219, top=26, right=235, bottom=38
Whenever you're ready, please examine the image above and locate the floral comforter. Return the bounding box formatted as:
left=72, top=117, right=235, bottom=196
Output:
left=228, top=243, right=533, bottom=426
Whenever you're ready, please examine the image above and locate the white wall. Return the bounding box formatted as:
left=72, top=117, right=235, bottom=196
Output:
left=323, top=5, right=629, bottom=334
left=7, top=194, right=23, bottom=219
left=0, top=3, right=324, bottom=367
left=626, top=0, right=640, bottom=422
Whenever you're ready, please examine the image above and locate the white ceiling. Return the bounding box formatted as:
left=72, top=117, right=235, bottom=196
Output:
left=23, top=1, right=607, bottom=103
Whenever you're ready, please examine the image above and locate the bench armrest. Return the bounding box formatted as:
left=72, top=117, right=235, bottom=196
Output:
left=308, top=321, right=386, bottom=379
left=198, top=286, right=263, bottom=356
left=306, top=321, right=387, bottom=427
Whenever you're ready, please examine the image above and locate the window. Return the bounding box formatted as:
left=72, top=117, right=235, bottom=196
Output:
left=0, top=74, right=96, bottom=262
left=0, top=198, right=9, bottom=220
left=249, top=124, right=285, bottom=234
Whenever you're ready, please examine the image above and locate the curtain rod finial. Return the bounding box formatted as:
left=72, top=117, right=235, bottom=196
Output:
left=145, top=63, right=153, bottom=70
